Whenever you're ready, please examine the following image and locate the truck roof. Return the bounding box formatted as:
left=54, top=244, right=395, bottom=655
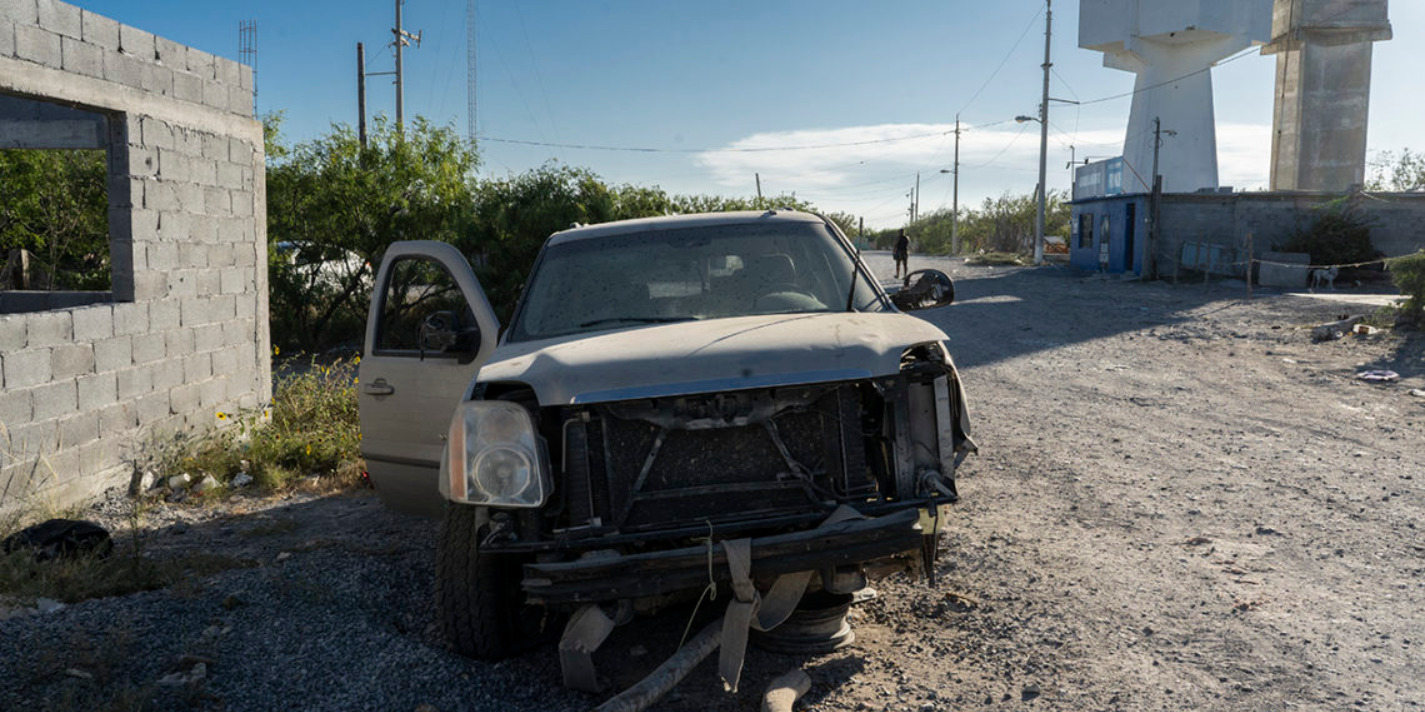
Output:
left=546, top=210, right=826, bottom=246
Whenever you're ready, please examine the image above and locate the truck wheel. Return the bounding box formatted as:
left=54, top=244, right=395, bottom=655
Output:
left=436, top=503, right=519, bottom=660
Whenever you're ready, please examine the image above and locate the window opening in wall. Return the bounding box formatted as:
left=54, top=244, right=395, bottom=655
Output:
left=1078, top=212, right=1094, bottom=250
left=0, top=93, right=114, bottom=313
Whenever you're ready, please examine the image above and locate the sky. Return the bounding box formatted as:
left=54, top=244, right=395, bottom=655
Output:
left=73, top=0, right=1425, bottom=229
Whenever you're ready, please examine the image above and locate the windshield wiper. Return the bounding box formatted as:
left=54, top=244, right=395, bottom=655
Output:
left=578, top=316, right=697, bottom=328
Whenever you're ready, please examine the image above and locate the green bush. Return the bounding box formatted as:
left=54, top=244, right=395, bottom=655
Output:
left=1389, top=250, right=1425, bottom=326
left=1277, top=198, right=1378, bottom=267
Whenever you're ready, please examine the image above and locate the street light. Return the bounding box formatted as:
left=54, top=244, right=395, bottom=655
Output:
left=939, top=168, right=958, bottom=256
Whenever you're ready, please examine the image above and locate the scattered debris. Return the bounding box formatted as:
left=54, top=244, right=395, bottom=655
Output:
left=1182, top=536, right=1213, bottom=546
left=192, top=474, right=223, bottom=494
left=1408, top=389, right=1425, bottom=398
left=167, top=473, right=193, bottom=491
left=1255, top=526, right=1282, bottom=536
left=1022, top=683, right=1042, bottom=702
left=1356, top=370, right=1400, bottom=383
left=35, top=598, right=65, bottom=614
left=1353, top=324, right=1379, bottom=336
left=2, top=519, right=113, bottom=561
left=64, top=668, right=94, bottom=680
left=157, top=661, right=207, bottom=687
left=761, top=669, right=812, bottom=712
left=232, top=472, right=254, bottom=488
left=1311, top=315, right=1362, bottom=342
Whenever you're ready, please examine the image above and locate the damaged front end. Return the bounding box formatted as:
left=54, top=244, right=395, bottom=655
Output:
left=472, top=340, right=975, bottom=608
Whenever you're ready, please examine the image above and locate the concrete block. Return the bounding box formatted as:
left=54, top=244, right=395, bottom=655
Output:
left=235, top=293, right=256, bottom=319
left=231, top=191, right=254, bottom=218
left=145, top=241, right=178, bottom=272
left=130, top=332, right=165, bottom=364
left=0, top=386, right=33, bottom=426
left=101, top=49, right=144, bottom=88
left=219, top=267, right=247, bottom=295
left=153, top=35, right=181, bottom=67
left=215, top=56, right=239, bottom=86
left=187, top=157, right=216, bottom=186
left=210, top=295, right=237, bottom=322
left=6, top=419, right=56, bottom=456
left=156, top=150, right=190, bottom=184
left=211, top=346, right=239, bottom=376
left=199, top=378, right=224, bottom=408
left=93, top=335, right=132, bottom=373
left=79, top=9, right=118, bottom=50
left=59, top=35, right=100, bottom=77
left=203, top=185, right=230, bottom=215
left=239, top=63, right=253, bottom=90
left=98, top=402, right=137, bottom=432
left=70, top=304, right=114, bottom=342
left=209, top=243, right=234, bottom=267
left=1258, top=251, right=1311, bottom=288
left=193, top=324, right=223, bottom=352
left=112, top=302, right=148, bottom=336
left=131, top=271, right=168, bottom=301
left=151, top=358, right=182, bottom=390
left=164, top=327, right=194, bottom=357
left=185, top=46, right=215, bottom=79
left=216, top=161, right=244, bottom=190
left=0, top=316, right=25, bottom=352
left=173, top=70, right=201, bottom=103
left=233, top=244, right=256, bottom=268
left=50, top=343, right=95, bottom=379
left=35, top=0, right=79, bottom=39
left=167, top=270, right=198, bottom=298
left=57, top=412, right=98, bottom=447
left=168, top=382, right=200, bottom=415
left=147, top=298, right=180, bottom=330
left=76, top=372, right=118, bottom=411
left=216, top=219, right=251, bottom=243
left=140, top=116, right=175, bottom=150
left=221, top=318, right=251, bottom=346
left=178, top=243, right=209, bottom=268
left=134, top=391, right=168, bottom=424
left=0, top=19, right=15, bottom=59
left=176, top=182, right=206, bottom=213
left=115, top=363, right=151, bottom=399
left=14, top=24, right=59, bottom=67
left=31, top=379, right=77, bottom=420
left=159, top=211, right=192, bottom=241
left=201, top=79, right=225, bottom=109
left=142, top=180, right=177, bottom=212
left=140, top=62, right=172, bottom=96
left=180, top=296, right=208, bottom=327
left=229, top=85, right=254, bottom=117
left=183, top=353, right=211, bottom=382
left=26, top=311, right=72, bottom=348
left=3, top=348, right=50, bottom=388
left=1, top=0, right=38, bottom=24
left=117, top=22, right=153, bottom=60
left=196, top=269, right=220, bottom=296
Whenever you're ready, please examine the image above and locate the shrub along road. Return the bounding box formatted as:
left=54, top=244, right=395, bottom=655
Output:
left=1, top=256, right=1421, bottom=711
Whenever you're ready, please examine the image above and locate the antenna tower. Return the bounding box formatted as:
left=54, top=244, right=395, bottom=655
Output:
left=466, top=0, right=477, bottom=143
left=238, top=20, right=257, bottom=115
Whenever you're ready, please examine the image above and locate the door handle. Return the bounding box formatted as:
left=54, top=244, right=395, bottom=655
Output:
left=363, top=380, right=395, bottom=396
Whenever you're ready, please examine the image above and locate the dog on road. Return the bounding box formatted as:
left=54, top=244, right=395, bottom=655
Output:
left=1310, top=265, right=1339, bottom=292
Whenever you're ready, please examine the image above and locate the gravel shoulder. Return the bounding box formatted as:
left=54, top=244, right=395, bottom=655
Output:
left=2, top=255, right=1421, bottom=711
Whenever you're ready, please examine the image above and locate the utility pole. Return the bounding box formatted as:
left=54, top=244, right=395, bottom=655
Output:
left=914, top=172, right=920, bottom=224
left=756, top=173, right=762, bottom=199
left=1033, top=0, right=1052, bottom=266
left=357, top=43, right=368, bottom=148
left=1146, top=117, right=1173, bottom=280
left=392, top=0, right=422, bottom=130
left=952, top=115, right=961, bottom=254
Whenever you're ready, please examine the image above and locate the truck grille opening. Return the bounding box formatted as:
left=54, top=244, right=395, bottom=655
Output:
left=563, top=384, right=875, bottom=532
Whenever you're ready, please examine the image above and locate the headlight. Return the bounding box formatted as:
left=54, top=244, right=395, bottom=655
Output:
left=446, top=400, right=550, bottom=508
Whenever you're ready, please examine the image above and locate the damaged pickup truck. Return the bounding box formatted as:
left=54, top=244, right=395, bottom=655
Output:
left=357, top=210, right=974, bottom=685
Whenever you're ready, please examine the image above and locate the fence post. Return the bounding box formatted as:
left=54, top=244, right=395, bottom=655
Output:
left=1245, top=231, right=1254, bottom=300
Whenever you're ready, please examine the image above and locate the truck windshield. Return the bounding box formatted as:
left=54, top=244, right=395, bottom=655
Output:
left=508, top=221, right=883, bottom=342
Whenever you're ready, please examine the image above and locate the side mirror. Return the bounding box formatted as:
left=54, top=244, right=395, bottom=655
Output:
left=419, top=311, right=482, bottom=362
left=891, top=269, right=956, bottom=311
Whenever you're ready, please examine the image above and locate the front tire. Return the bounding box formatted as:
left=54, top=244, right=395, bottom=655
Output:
left=436, top=504, right=520, bottom=660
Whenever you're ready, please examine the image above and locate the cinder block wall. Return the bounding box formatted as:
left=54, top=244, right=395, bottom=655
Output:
left=0, top=0, right=269, bottom=508
left=1154, top=192, right=1425, bottom=275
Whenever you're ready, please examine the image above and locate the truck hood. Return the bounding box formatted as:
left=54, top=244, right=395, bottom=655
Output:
left=478, top=312, right=951, bottom=405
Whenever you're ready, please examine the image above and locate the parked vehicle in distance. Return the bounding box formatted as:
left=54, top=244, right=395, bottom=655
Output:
left=356, top=210, right=974, bottom=665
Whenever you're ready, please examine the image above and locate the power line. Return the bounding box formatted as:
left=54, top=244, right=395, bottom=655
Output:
left=958, top=3, right=1045, bottom=117
left=1074, top=47, right=1258, bottom=106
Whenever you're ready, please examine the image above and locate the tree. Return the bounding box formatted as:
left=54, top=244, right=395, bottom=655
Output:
left=0, top=148, right=109, bottom=290
left=1367, top=148, right=1425, bottom=192
left=265, top=114, right=478, bottom=351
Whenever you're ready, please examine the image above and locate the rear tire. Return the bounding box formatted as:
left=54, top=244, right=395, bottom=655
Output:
left=436, top=504, right=520, bottom=660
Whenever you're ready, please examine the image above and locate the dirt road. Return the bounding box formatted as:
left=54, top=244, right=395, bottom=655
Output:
left=3, top=257, right=1421, bottom=711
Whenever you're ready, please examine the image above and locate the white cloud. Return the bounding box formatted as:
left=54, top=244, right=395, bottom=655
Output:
left=693, top=121, right=1272, bottom=228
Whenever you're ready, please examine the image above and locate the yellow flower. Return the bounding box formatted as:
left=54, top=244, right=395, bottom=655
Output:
left=354, top=356, right=361, bottom=364
left=353, top=377, right=359, bottom=384
left=306, top=444, right=312, bottom=456
left=216, top=412, right=228, bottom=421
left=273, top=346, right=280, bottom=356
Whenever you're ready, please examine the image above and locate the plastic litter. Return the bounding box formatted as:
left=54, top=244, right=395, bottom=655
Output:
left=1356, top=370, right=1400, bottom=383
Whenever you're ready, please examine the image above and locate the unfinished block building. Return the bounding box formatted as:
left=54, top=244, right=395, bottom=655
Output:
left=0, top=0, right=269, bottom=508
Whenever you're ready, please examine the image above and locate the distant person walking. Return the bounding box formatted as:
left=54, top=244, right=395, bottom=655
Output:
left=893, top=228, right=910, bottom=279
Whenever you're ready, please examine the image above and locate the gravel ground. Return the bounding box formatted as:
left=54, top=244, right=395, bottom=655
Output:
left=2, top=254, right=1421, bottom=711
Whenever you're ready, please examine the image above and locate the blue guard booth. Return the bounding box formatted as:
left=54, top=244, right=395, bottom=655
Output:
left=1070, top=157, right=1149, bottom=275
